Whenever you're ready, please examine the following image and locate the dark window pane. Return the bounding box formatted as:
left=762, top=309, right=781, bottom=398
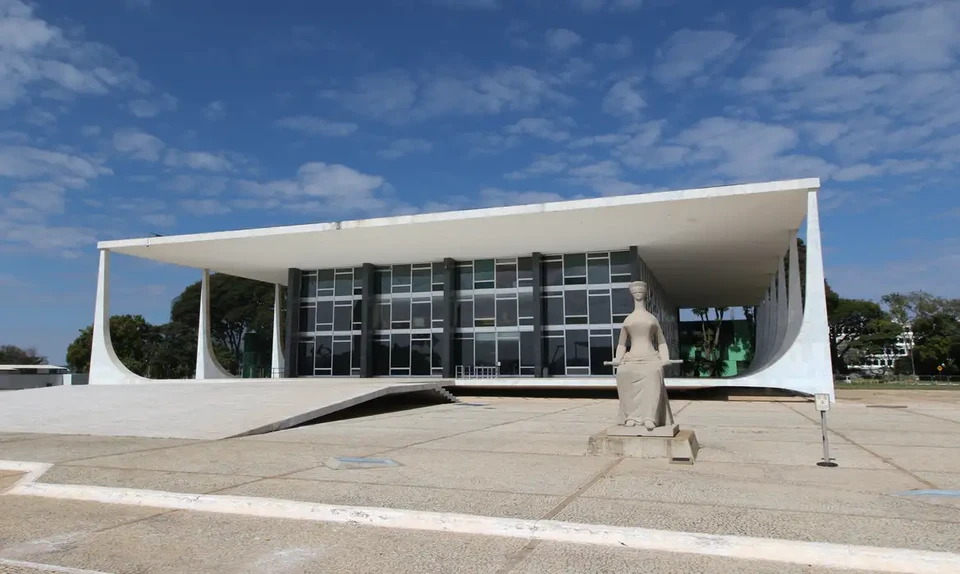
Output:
left=433, top=262, right=445, bottom=286
left=589, top=295, right=612, bottom=325
left=564, top=276, right=587, bottom=286
left=432, top=334, right=442, bottom=368
left=353, top=300, right=362, bottom=325
left=352, top=335, right=361, bottom=369
left=432, top=295, right=444, bottom=322
left=610, top=251, right=633, bottom=279
left=316, top=300, right=333, bottom=325
left=518, top=257, right=533, bottom=284
left=520, top=331, right=535, bottom=368
left=315, top=335, right=333, bottom=370
left=588, top=258, right=610, bottom=285
left=496, top=263, right=517, bottom=289
left=544, top=296, right=563, bottom=326
left=590, top=335, right=614, bottom=375
left=475, top=333, right=496, bottom=367
left=392, top=265, right=411, bottom=286
left=376, top=269, right=391, bottom=295
left=297, top=341, right=314, bottom=376
left=564, top=289, right=587, bottom=317
left=333, top=340, right=351, bottom=375
left=391, top=334, right=410, bottom=368
left=412, top=302, right=431, bottom=329
left=413, top=267, right=431, bottom=292
left=475, top=318, right=495, bottom=327
left=566, top=316, right=589, bottom=325
left=565, top=330, right=589, bottom=367
left=475, top=293, right=495, bottom=319
left=545, top=336, right=565, bottom=376
left=411, top=339, right=431, bottom=375
left=299, top=305, right=316, bottom=333
left=374, top=339, right=390, bottom=375
left=475, top=259, right=494, bottom=283
left=456, top=337, right=474, bottom=369
left=334, top=305, right=351, bottom=331
left=544, top=259, right=563, bottom=286
left=456, top=265, right=473, bottom=291
left=564, top=253, right=586, bottom=277
left=376, top=303, right=391, bottom=331
left=354, top=268, right=364, bottom=287
left=498, top=336, right=520, bottom=376
left=612, top=287, right=633, bottom=317
left=518, top=291, right=534, bottom=319
left=474, top=280, right=494, bottom=290
left=317, top=270, right=335, bottom=293
left=497, top=297, right=518, bottom=327
left=457, top=300, right=473, bottom=328
left=393, top=297, right=410, bottom=322
left=335, top=273, right=352, bottom=296
left=300, top=274, right=317, bottom=298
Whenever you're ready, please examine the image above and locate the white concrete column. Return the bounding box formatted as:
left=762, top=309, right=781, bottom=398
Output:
left=271, top=283, right=285, bottom=379
left=89, top=250, right=150, bottom=384
left=770, top=230, right=803, bottom=365
left=195, top=269, right=234, bottom=379
left=774, top=254, right=789, bottom=353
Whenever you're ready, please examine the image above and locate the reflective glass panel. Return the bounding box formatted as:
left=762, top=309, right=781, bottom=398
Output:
left=391, top=334, right=410, bottom=368
left=564, top=330, right=589, bottom=368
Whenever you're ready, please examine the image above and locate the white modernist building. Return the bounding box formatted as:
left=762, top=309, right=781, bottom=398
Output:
left=90, top=178, right=834, bottom=399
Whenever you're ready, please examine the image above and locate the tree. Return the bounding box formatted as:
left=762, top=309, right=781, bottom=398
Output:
left=66, top=315, right=157, bottom=375
left=169, top=274, right=273, bottom=373
left=828, top=298, right=900, bottom=373
left=688, top=307, right=729, bottom=377
left=0, top=345, right=46, bottom=365
left=911, top=312, right=960, bottom=376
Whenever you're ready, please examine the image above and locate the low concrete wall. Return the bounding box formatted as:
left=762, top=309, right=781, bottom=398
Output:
left=0, top=373, right=88, bottom=390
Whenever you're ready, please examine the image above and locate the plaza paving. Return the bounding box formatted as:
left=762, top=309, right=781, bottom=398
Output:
left=1, top=389, right=959, bottom=573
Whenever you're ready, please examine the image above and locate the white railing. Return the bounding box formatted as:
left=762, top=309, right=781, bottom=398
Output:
left=455, top=365, right=500, bottom=379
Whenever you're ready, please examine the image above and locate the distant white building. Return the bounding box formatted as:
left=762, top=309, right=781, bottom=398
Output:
left=0, top=364, right=69, bottom=390
left=851, top=325, right=914, bottom=374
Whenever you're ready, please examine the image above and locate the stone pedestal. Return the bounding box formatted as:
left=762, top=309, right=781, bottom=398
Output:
left=587, top=428, right=699, bottom=464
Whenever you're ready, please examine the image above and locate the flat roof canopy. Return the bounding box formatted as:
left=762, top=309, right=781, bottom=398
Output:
left=101, top=178, right=819, bottom=307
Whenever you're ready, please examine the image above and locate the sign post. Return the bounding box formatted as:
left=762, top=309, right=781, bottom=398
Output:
left=815, top=393, right=838, bottom=467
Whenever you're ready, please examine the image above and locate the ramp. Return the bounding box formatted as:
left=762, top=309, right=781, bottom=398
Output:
left=0, top=379, right=453, bottom=440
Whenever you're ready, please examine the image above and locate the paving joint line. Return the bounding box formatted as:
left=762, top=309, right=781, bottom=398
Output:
left=903, top=409, right=960, bottom=426
left=496, top=457, right=624, bottom=574
left=48, top=440, right=203, bottom=466
left=781, top=403, right=940, bottom=490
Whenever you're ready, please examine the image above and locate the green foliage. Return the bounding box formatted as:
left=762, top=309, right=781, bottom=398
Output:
left=687, top=307, right=729, bottom=377
left=827, top=298, right=900, bottom=373
left=65, top=315, right=156, bottom=375
left=0, top=345, right=46, bottom=365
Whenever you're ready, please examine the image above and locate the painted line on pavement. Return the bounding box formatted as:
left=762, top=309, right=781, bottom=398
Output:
left=3, top=460, right=960, bottom=574
left=0, top=558, right=114, bottom=574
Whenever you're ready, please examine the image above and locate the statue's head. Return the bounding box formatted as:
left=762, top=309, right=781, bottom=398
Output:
left=628, top=281, right=648, bottom=302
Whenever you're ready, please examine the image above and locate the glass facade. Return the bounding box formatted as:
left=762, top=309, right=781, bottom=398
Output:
left=294, top=249, right=679, bottom=379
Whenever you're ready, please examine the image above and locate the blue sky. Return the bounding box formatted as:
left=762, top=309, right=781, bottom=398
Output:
left=1, top=0, right=958, bottom=364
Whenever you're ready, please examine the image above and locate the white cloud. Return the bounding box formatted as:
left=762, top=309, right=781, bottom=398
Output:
left=203, top=100, right=226, bottom=120
left=0, top=0, right=150, bottom=108
left=545, top=29, right=582, bottom=55
left=653, top=29, right=738, bottom=85
left=504, top=152, right=588, bottom=180
left=504, top=118, right=571, bottom=142
left=429, top=0, right=499, bottom=8
left=236, top=162, right=390, bottom=213
left=593, top=36, right=632, bottom=59
left=602, top=77, right=645, bottom=116
left=476, top=187, right=567, bottom=207
left=8, top=181, right=65, bottom=213
left=571, top=0, right=644, bottom=11
left=113, top=128, right=165, bottom=161
left=81, top=125, right=101, bottom=137
left=460, top=131, right=520, bottom=156
left=377, top=138, right=433, bottom=160
left=274, top=115, right=358, bottom=137
left=163, top=149, right=233, bottom=172
left=568, top=133, right=630, bottom=148
left=127, top=93, right=177, bottom=118
left=0, top=145, right=109, bottom=185
left=181, top=198, right=231, bottom=215
left=24, top=107, right=55, bottom=126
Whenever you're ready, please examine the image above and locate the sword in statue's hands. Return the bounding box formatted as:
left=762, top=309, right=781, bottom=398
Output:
left=604, top=359, right=683, bottom=366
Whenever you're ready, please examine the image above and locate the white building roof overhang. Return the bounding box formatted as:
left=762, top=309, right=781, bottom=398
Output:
left=99, top=178, right=819, bottom=308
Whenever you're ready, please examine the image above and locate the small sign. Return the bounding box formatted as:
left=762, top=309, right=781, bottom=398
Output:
left=814, top=393, right=831, bottom=412
left=938, top=365, right=944, bottom=372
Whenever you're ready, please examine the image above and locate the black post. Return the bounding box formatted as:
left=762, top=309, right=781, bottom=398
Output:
left=531, top=252, right=544, bottom=377
left=284, top=268, right=301, bottom=377
left=442, top=258, right=457, bottom=378
left=629, top=245, right=642, bottom=281
left=359, top=263, right=376, bottom=378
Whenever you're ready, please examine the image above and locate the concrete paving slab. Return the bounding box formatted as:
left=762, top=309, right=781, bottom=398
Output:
left=219, top=477, right=565, bottom=519
left=839, top=429, right=960, bottom=448
left=23, top=509, right=526, bottom=574
left=512, top=542, right=877, bottom=574
left=287, top=447, right=616, bottom=495
left=915, top=471, right=960, bottom=489
left=412, top=430, right=592, bottom=455
left=0, top=436, right=195, bottom=463
left=64, top=439, right=380, bottom=477
left=236, top=425, right=460, bottom=448
left=866, top=444, right=960, bottom=473
left=0, top=380, right=447, bottom=440
left=0, top=497, right=164, bottom=558
left=554, top=497, right=960, bottom=552
left=675, top=414, right=816, bottom=429
left=37, top=465, right=257, bottom=494
left=328, top=415, right=501, bottom=432
left=0, top=434, right=47, bottom=444
left=695, top=437, right=889, bottom=468
left=688, top=424, right=844, bottom=444
left=483, top=419, right=615, bottom=435
left=582, top=466, right=956, bottom=522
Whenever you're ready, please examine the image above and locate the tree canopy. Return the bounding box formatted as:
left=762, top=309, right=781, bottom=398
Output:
left=0, top=345, right=46, bottom=365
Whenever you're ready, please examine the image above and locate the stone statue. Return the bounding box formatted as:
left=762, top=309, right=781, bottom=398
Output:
left=606, top=281, right=679, bottom=433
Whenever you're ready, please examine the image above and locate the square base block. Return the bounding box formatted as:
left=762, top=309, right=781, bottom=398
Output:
left=606, top=423, right=679, bottom=437
left=587, top=429, right=699, bottom=463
